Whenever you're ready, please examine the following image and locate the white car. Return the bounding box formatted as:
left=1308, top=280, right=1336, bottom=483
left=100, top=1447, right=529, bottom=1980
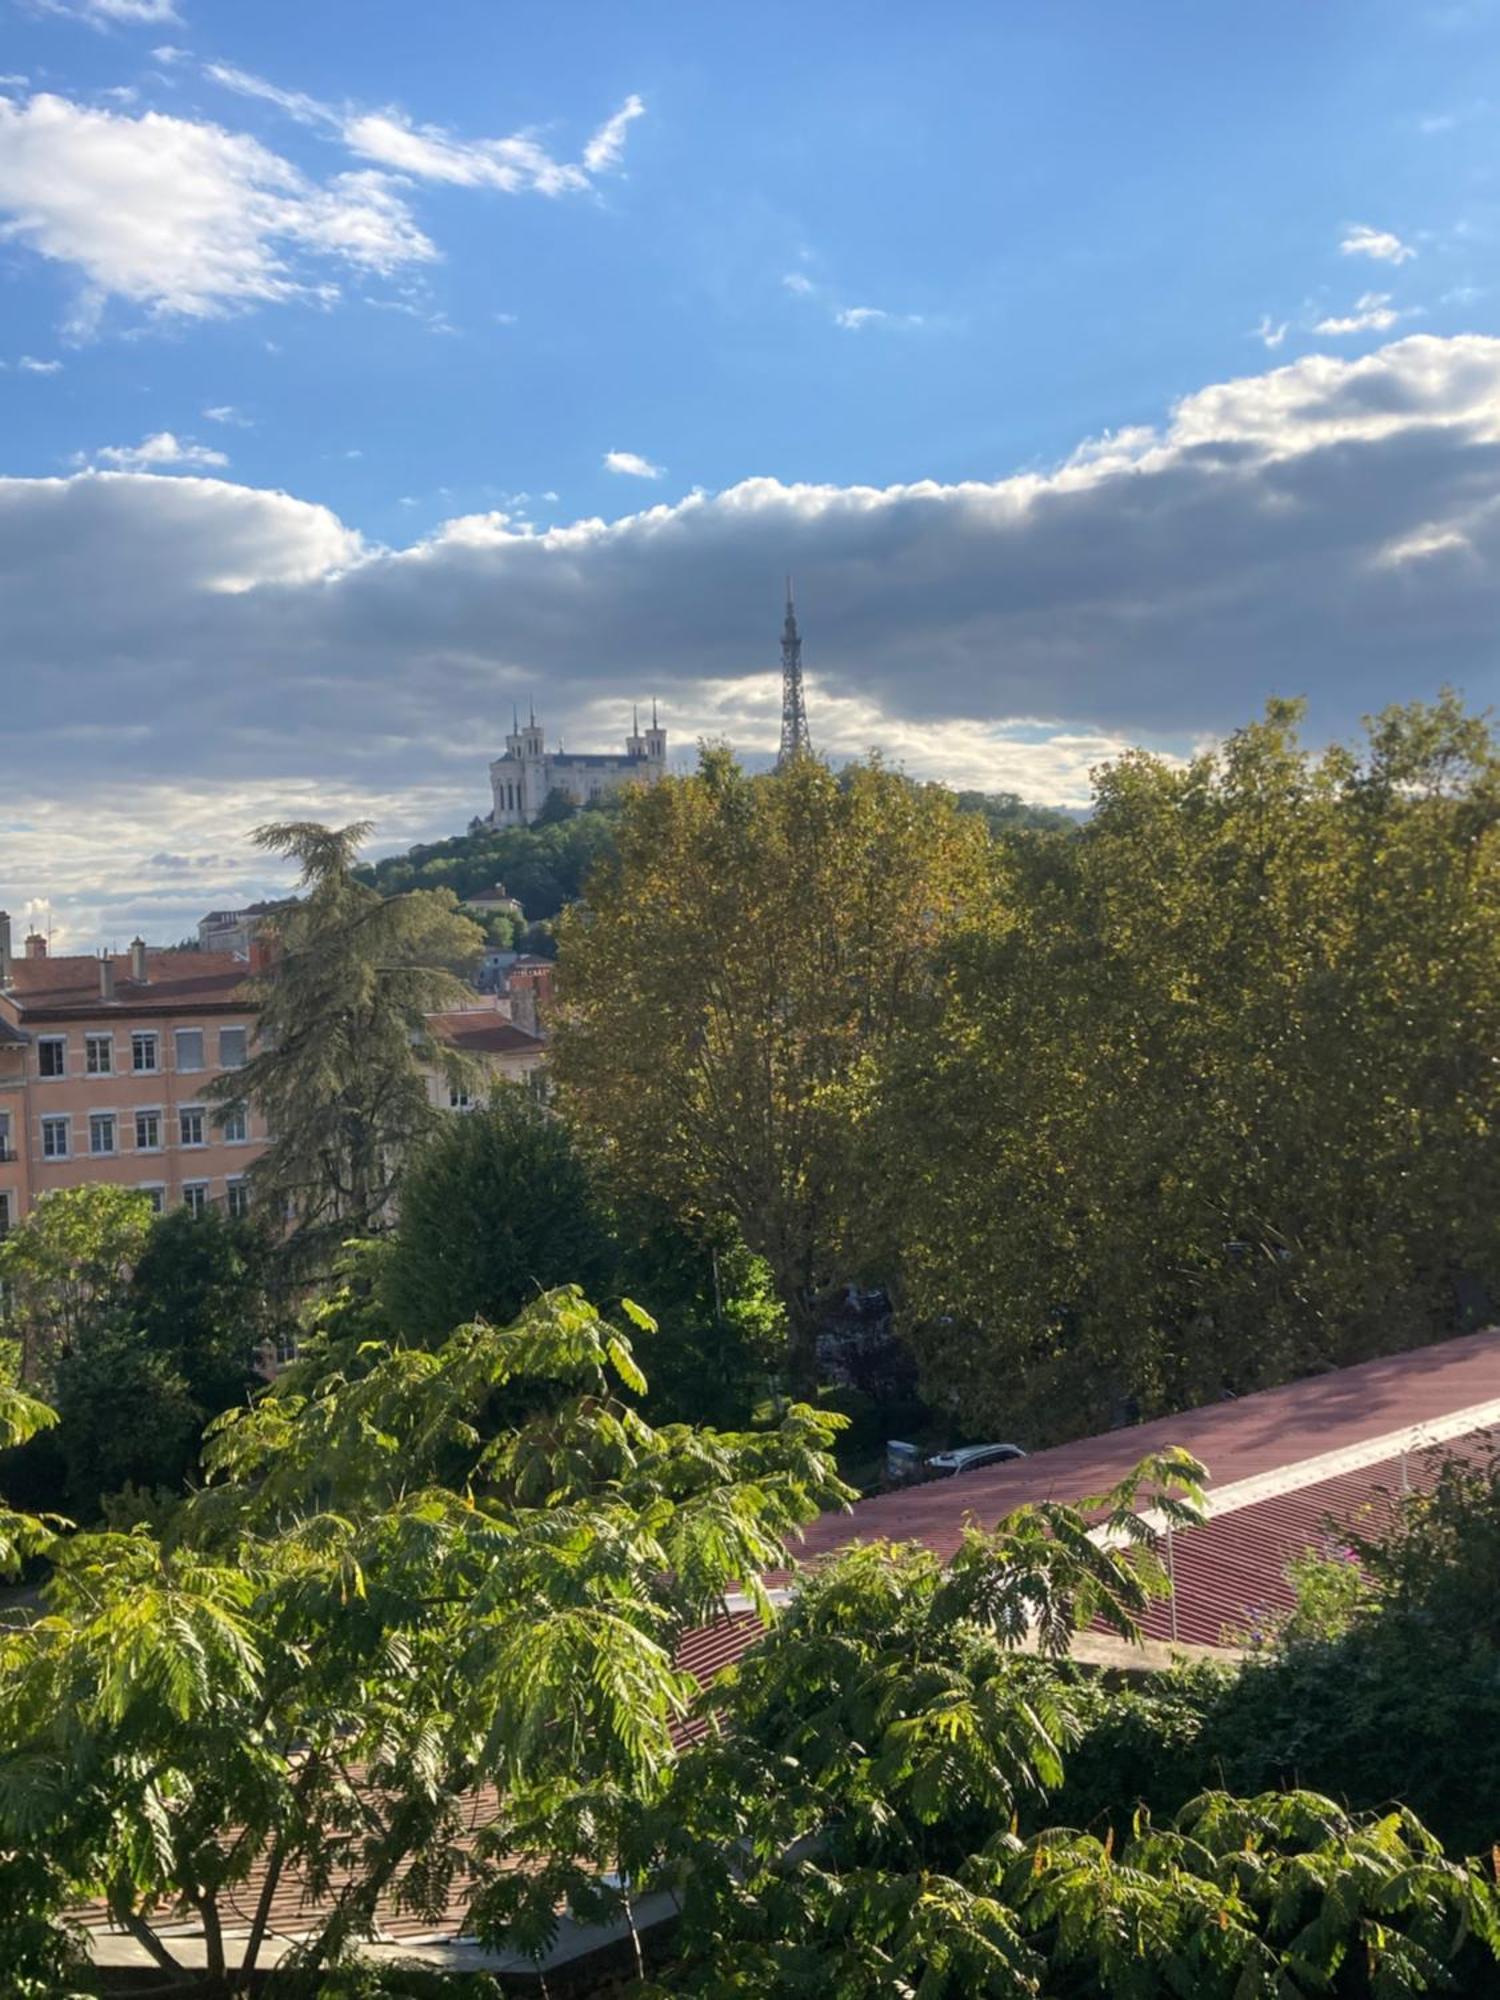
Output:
left=925, top=1442, right=1027, bottom=1478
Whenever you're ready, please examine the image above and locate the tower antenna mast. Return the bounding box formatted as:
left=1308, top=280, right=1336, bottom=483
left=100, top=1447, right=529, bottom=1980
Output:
left=776, top=575, right=812, bottom=769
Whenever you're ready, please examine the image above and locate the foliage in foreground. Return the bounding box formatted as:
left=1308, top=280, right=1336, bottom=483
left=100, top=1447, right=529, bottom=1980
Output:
left=1054, top=1444, right=1500, bottom=1863
left=608, top=1451, right=1500, bottom=1996
left=0, top=1289, right=850, bottom=1987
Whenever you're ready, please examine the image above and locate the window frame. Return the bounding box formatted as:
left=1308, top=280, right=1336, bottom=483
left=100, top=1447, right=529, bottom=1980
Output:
left=139, top=1184, right=165, bottom=1215
left=182, top=1181, right=211, bottom=1219
left=37, top=1035, right=67, bottom=1079
left=131, top=1031, right=160, bottom=1075
left=179, top=1106, right=207, bottom=1149
left=174, top=1027, right=206, bottom=1073
left=40, top=1114, right=70, bottom=1160
left=225, top=1176, right=251, bottom=1220
left=221, top=1104, right=250, bottom=1145
left=85, top=1032, right=114, bottom=1076
left=134, top=1108, right=163, bottom=1154
left=89, top=1112, right=117, bottom=1158
left=218, top=1025, right=249, bottom=1071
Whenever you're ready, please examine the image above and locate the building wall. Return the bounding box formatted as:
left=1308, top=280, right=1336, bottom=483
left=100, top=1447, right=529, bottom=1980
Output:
left=3, top=1009, right=264, bottom=1223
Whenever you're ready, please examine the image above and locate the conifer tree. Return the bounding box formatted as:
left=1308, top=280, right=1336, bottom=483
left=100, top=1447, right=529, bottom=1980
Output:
left=213, top=820, right=484, bottom=1274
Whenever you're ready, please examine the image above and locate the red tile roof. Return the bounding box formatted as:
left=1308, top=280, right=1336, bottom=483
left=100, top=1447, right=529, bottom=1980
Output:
left=428, top=1010, right=545, bottom=1056
left=792, top=1328, right=1500, bottom=1568
left=5, top=950, right=253, bottom=1018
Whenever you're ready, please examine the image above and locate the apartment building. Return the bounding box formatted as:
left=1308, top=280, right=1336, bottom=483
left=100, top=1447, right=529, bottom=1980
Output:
left=0, top=919, right=264, bottom=1235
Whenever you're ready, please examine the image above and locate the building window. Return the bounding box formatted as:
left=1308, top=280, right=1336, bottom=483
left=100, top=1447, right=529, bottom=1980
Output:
left=135, top=1110, right=162, bottom=1152
left=448, top=1083, right=473, bottom=1110
left=38, top=1037, right=66, bottom=1078
left=132, top=1031, right=159, bottom=1074
left=179, top=1107, right=205, bottom=1148
left=141, top=1185, right=165, bottom=1215
left=183, top=1182, right=210, bottom=1218
left=89, top=1113, right=117, bottom=1157
left=218, top=1026, right=248, bottom=1070
left=0, top=1111, right=11, bottom=1163
left=226, top=1178, right=251, bottom=1220
left=175, top=1028, right=205, bottom=1072
left=222, top=1105, right=249, bottom=1144
left=41, top=1116, right=69, bottom=1160
left=0, top=1191, right=10, bottom=1239
left=86, top=1033, right=113, bottom=1076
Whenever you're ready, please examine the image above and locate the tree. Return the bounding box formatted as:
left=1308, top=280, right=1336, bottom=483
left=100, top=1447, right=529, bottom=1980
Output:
left=882, top=696, right=1500, bottom=1440
left=382, top=1089, right=620, bottom=1339
left=0, top=1287, right=850, bottom=1987
left=0, top=1183, right=153, bottom=1390
left=553, top=751, right=993, bottom=1388
left=610, top=1451, right=1500, bottom=1997
left=213, top=820, right=485, bottom=1273
left=43, top=1208, right=272, bottom=1519
left=382, top=1098, right=783, bottom=1424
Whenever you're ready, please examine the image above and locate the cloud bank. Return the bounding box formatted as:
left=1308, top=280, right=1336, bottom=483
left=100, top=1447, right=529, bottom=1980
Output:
left=4, top=334, right=1500, bottom=942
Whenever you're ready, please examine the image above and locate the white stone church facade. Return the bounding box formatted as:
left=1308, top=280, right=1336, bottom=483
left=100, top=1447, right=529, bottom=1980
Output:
left=486, top=707, right=668, bottom=828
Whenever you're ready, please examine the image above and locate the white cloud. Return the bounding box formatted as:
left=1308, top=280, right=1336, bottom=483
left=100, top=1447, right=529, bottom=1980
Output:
left=0, top=92, right=436, bottom=325
left=6, top=335, right=1500, bottom=938
left=203, top=403, right=252, bottom=425
left=781, top=271, right=815, bottom=295
left=1315, top=291, right=1402, bottom=335
left=581, top=92, right=645, bottom=173
left=59, top=0, right=180, bottom=21
left=603, top=449, right=664, bottom=478
left=17, top=354, right=62, bottom=372
left=204, top=60, right=644, bottom=197
left=1253, top=314, right=1288, bottom=349
left=92, top=431, right=230, bottom=469
left=1341, top=223, right=1417, bottom=265
left=834, top=304, right=924, bottom=330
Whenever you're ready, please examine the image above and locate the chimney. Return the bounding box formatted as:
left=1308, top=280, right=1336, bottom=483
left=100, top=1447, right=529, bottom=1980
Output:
left=248, top=934, right=279, bottom=976
left=99, top=955, right=115, bottom=1001
left=24, top=932, right=46, bottom=960
left=0, top=911, right=10, bottom=986
left=129, top=937, right=148, bottom=983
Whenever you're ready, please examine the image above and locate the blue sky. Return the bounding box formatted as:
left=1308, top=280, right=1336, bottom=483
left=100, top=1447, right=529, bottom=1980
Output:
left=3, top=0, right=1500, bottom=941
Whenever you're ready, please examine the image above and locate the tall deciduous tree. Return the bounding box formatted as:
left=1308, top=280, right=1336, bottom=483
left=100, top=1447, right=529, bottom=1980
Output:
left=882, top=696, right=1500, bottom=1441
left=553, top=752, right=993, bottom=1388
left=213, top=820, right=485, bottom=1273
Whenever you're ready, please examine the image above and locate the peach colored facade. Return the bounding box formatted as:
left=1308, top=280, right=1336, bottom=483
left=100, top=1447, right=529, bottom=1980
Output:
left=0, top=931, right=264, bottom=1235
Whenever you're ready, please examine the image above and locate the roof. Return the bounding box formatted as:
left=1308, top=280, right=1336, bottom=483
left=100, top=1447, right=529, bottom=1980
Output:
left=0, top=1015, right=27, bottom=1045
left=3, top=950, right=254, bottom=1020
left=428, top=1010, right=545, bottom=1057
left=793, top=1328, right=1500, bottom=1569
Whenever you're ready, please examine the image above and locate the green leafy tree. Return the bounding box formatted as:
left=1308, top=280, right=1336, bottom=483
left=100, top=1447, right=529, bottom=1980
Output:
left=884, top=696, right=1500, bottom=1439
left=615, top=1450, right=1500, bottom=1997
left=0, top=1287, right=850, bottom=1986
left=554, top=751, right=993, bottom=1389
left=0, top=1182, right=153, bottom=1390
left=382, top=1090, right=619, bottom=1339
left=213, top=820, right=486, bottom=1272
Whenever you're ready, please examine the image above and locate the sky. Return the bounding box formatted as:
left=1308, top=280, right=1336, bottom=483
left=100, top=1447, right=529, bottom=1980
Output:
left=2, top=0, right=1500, bottom=945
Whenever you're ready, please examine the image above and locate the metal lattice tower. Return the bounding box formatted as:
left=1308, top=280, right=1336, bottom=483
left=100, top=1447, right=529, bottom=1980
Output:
left=776, top=577, right=812, bottom=769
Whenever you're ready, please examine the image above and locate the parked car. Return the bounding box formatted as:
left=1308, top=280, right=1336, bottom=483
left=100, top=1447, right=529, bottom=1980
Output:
left=924, top=1441, right=1027, bottom=1478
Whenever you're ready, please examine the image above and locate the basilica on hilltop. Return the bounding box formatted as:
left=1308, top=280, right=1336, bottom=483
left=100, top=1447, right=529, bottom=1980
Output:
left=485, top=704, right=667, bottom=828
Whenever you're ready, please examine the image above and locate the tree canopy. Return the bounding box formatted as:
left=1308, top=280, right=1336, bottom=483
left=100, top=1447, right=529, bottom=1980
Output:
left=879, top=695, right=1500, bottom=1439
left=553, top=750, right=994, bottom=1388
